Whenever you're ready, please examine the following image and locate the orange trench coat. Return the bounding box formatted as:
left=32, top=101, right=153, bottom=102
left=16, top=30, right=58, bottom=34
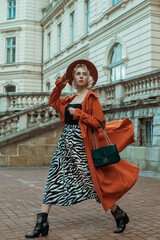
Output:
left=49, top=75, right=139, bottom=212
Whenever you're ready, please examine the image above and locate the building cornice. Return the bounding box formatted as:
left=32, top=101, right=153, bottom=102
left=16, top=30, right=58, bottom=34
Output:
left=0, top=62, right=41, bottom=70
left=41, top=0, right=77, bottom=26
left=0, top=19, right=41, bottom=28
left=41, top=0, right=68, bottom=26
left=1, top=27, right=22, bottom=33
left=0, top=70, right=41, bottom=76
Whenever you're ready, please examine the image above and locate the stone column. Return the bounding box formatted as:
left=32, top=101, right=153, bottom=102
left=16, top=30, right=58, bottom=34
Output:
left=0, top=95, right=10, bottom=112
left=113, top=81, right=125, bottom=107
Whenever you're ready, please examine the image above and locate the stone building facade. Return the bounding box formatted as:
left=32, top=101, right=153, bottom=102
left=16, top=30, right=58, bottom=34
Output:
left=41, top=0, right=160, bottom=170
left=0, top=0, right=160, bottom=170
left=0, top=0, right=49, bottom=92
left=42, top=0, right=160, bottom=92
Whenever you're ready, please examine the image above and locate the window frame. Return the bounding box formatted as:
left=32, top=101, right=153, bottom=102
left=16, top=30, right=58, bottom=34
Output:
left=46, top=82, right=51, bottom=92
left=85, top=0, right=90, bottom=33
left=6, top=37, right=16, bottom=64
left=57, top=22, right=62, bottom=52
left=70, top=11, right=75, bottom=43
left=47, top=32, right=51, bottom=59
left=7, top=0, right=16, bottom=20
left=108, top=43, right=125, bottom=82
left=138, top=118, right=153, bottom=147
left=4, top=85, right=16, bottom=93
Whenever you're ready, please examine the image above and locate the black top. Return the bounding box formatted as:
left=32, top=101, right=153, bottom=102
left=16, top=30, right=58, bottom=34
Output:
left=65, top=103, right=82, bottom=125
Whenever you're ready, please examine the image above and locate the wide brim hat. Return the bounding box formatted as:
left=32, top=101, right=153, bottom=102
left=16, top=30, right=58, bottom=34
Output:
left=66, top=59, right=98, bottom=86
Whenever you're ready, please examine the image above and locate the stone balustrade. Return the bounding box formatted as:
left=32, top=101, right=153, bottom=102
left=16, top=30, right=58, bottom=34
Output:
left=0, top=70, right=159, bottom=140
left=0, top=92, right=68, bottom=113
left=94, top=69, right=160, bottom=105
left=124, top=72, right=160, bottom=101
left=0, top=71, right=159, bottom=114
left=0, top=103, right=59, bottom=138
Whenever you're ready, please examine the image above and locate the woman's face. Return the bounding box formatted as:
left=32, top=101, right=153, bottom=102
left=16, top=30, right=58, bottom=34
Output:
left=73, top=67, right=89, bottom=88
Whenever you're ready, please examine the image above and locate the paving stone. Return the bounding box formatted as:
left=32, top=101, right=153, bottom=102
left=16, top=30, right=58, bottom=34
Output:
left=0, top=167, right=159, bottom=240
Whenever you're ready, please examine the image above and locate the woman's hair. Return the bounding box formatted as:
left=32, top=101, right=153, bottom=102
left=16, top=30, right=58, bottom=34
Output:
left=72, top=64, right=94, bottom=89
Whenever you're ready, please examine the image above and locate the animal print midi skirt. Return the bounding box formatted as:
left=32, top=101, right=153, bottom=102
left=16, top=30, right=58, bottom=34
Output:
left=42, top=124, right=100, bottom=206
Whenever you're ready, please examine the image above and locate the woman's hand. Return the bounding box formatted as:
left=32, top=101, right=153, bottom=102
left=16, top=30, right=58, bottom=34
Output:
left=68, top=107, right=75, bottom=115
left=61, top=73, right=69, bottom=86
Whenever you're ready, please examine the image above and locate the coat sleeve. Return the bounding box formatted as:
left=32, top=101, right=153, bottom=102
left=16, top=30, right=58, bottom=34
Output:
left=48, top=75, right=66, bottom=112
left=72, top=96, right=106, bottom=129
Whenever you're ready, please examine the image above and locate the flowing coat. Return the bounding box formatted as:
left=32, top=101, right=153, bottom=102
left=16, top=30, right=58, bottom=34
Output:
left=49, top=75, right=139, bottom=212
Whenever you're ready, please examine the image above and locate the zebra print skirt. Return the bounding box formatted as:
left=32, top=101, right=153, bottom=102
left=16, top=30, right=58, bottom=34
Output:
left=42, top=124, right=100, bottom=206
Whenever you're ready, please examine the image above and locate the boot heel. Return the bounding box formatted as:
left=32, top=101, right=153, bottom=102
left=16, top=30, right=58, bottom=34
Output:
left=124, top=213, right=129, bottom=224
left=42, top=226, right=49, bottom=237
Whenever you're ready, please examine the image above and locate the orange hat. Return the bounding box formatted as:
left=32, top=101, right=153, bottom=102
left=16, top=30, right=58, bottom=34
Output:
left=66, top=59, right=98, bottom=86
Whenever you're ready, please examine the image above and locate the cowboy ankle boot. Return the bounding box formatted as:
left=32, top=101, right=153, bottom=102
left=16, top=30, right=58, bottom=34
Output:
left=25, top=212, right=49, bottom=238
left=111, top=205, right=129, bottom=233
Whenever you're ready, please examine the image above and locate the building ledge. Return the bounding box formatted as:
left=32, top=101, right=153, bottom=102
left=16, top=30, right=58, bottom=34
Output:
left=0, top=62, right=41, bottom=69
left=1, top=27, right=22, bottom=33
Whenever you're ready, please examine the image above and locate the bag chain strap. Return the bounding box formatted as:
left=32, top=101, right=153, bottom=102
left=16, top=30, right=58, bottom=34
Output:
left=92, top=120, right=112, bottom=150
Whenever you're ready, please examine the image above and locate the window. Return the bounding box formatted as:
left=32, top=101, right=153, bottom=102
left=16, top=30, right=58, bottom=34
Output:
left=46, top=82, right=50, bottom=92
left=138, top=118, right=153, bottom=147
left=6, top=37, right=16, bottom=64
left=47, top=32, right=51, bottom=58
left=8, top=0, right=16, bottom=19
left=85, top=0, right=90, bottom=33
left=108, top=43, right=125, bottom=82
left=58, top=23, right=62, bottom=51
left=113, top=0, right=122, bottom=6
left=70, top=11, right=75, bottom=43
left=4, top=85, right=16, bottom=92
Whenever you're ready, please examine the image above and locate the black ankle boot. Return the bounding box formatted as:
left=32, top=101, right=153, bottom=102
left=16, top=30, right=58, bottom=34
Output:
left=111, top=205, right=129, bottom=233
left=25, top=213, right=49, bottom=238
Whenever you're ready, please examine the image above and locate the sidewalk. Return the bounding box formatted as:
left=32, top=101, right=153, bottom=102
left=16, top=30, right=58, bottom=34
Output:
left=0, top=167, right=159, bottom=240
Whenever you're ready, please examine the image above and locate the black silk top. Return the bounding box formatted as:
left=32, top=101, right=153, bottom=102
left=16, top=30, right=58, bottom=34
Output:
left=65, top=103, right=82, bottom=125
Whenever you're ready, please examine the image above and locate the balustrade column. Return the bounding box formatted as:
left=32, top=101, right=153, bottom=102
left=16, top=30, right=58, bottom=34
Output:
left=17, top=96, right=23, bottom=108
left=99, top=89, right=106, bottom=104
left=36, top=109, right=42, bottom=123
left=29, top=111, right=35, bottom=126
left=12, top=117, right=18, bottom=133
left=44, top=107, right=50, bottom=122
left=6, top=120, right=12, bottom=135
left=0, top=122, right=6, bottom=137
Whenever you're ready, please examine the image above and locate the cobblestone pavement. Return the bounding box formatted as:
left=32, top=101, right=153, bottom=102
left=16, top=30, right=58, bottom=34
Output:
left=0, top=167, right=159, bottom=240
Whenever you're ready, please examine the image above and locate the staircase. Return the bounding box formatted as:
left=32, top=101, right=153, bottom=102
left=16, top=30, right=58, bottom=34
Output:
left=0, top=92, right=68, bottom=167
left=0, top=70, right=160, bottom=168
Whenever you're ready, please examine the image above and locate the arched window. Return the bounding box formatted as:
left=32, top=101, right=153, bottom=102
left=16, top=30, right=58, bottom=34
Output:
left=4, top=85, right=16, bottom=92
left=108, top=43, right=125, bottom=82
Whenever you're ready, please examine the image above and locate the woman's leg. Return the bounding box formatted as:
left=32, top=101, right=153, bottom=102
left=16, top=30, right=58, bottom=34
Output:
left=41, top=203, right=51, bottom=214
left=110, top=204, right=117, bottom=212
left=25, top=204, right=51, bottom=238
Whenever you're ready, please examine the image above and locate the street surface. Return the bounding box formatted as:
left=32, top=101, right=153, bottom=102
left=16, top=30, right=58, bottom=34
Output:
left=0, top=168, right=159, bottom=240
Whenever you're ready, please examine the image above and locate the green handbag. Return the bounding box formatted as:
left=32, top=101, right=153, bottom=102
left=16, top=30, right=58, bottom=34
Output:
left=91, top=121, right=120, bottom=168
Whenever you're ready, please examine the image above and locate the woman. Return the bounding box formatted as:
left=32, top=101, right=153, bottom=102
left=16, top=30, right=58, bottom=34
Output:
left=25, top=59, right=139, bottom=238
